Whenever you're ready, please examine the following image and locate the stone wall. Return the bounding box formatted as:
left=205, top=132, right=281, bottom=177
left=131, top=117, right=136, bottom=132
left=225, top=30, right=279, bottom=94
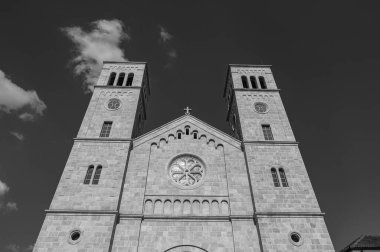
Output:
left=258, top=216, right=334, bottom=251
left=33, top=213, right=115, bottom=251
left=50, top=141, right=130, bottom=211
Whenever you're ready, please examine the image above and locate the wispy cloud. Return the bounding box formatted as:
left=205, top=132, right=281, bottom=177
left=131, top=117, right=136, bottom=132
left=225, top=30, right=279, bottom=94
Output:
left=9, top=131, right=24, bottom=141
left=5, top=244, right=32, bottom=252
left=168, top=49, right=177, bottom=59
left=62, top=19, right=129, bottom=93
left=159, top=26, right=173, bottom=43
left=158, top=25, right=177, bottom=68
left=0, top=70, right=46, bottom=120
left=0, top=179, right=18, bottom=215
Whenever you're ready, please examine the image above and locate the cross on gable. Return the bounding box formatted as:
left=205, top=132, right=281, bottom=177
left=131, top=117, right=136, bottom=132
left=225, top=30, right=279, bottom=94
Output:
left=184, top=106, right=192, bottom=115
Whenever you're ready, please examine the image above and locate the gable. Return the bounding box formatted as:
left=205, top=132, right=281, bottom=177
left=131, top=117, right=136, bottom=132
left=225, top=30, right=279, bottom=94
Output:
left=133, top=115, right=241, bottom=150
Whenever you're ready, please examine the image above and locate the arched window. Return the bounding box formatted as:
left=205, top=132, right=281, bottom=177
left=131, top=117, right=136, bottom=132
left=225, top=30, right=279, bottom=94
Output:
left=177, top=132, right=182, bottom=139
left=250, top=76, right=258, bottom=89
left=193, top=132, right=198, bottom=139
left=126, top=73, right=134, bottom=86
left=107, top=72, right=116, bottom=86
left=92, top=165, right=102, bottom=185
left=185, top=128, right=190, bottom=135
left=116, top=73, right=125, bottom=86
left=262, top=124, right=274, bottom=140
left=271, top=168, right=280, bottom=187
left=279, top=168, right=288, bottom=187
left=259, top=76, right=267, bottom=89
left=83, top=165, right=94, bottom=184
left=241, top=75, right=249, bottom=89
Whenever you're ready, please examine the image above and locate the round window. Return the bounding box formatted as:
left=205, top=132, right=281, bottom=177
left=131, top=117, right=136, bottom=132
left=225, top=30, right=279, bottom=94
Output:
left=106, top=98, right=121, bottom=110
left=254, top=102, right=268, bottom=113
left=68, top=229, right=82, bottom=245
left=289, top=232, right=303, bottom=246
left=169, top=154, right=205, bottom=189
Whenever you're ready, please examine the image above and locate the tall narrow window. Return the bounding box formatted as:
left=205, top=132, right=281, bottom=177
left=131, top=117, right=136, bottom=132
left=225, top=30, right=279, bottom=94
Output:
left=84, top=165, right=94, bottom=184
left=100, top=121, right=112, bottom=137
left=193, top=132, right=198, bottom=139
left=116, top=73, right=125, bottom=86
left=271, top=168, right=280, bottom=187
left=185, top=128, right=189, bottom=135
left=250, top=76, right=258, bottom=89
left=279, top=168, right=288, bottom=187
left=259, top=76, right=267, bottom=89
left=92, top=165, right=102, bottom=185
left=262, top=124, right=274, bottom=140
left=177, top=132, right=182, bottom=139
left=241, top=76, right=249, bottom=89
left=107, top=72, right=116, bottom=86
left=126, top=73, right=134, bottom=86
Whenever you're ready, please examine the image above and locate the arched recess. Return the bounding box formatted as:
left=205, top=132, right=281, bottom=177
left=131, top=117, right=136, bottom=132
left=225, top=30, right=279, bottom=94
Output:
left=165, top=245, right=208, bottom=252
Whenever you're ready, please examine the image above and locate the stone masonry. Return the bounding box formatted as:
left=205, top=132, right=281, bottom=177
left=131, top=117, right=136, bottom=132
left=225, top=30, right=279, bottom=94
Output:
left=33, top=62, right=334, bottom=251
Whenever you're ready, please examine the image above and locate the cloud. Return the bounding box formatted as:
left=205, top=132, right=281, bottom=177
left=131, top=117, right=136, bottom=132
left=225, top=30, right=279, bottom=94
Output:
left=168, top=49, right=177, bottom=58
left=159, top=26, right=173, bottom=43
left=0, top=180, right=9, bottom=197
left=6, top=244, right=20, bottom=252
left=10, top=131, right=24, bottom=141
left=62, top=19, right=129, bottom=92
left=158, top=26, right=177, bottom=68
left=5, top=244, right=33, bottom=252
left=24, top=245, right=34, bottom=251
left=0, top=179, right=18, bottom=214
left=0, top=70, right=47, bottom=119
left=18, top=112, right=35, bottom=122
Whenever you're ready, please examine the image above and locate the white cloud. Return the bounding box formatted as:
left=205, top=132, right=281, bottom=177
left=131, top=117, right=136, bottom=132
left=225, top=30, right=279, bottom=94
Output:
left=0, top=180, right=9, bottom=197
left=0, top=179, right=18, bottom=214
left=62, top=19, right=129, bottom=92
left=159, top=26, right=173, bottom=43
left=18, top=112, right=35, bottom=122
left=0, top=70, right=46, bottom=119
left=10, top=131, right=24, bottom=141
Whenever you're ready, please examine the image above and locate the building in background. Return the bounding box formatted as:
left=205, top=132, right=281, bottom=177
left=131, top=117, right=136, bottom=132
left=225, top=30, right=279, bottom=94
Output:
left=33, top=62, right=334, bottom=251
left=340, top=235, right=380, bottom=252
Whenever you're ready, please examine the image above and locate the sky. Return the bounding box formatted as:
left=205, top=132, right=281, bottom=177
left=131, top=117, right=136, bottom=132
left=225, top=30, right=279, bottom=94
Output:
left=0, top=0, right=379, bottom=251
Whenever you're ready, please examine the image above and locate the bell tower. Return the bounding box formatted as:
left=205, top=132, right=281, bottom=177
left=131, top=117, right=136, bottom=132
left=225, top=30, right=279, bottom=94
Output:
left=33, top=61, right=150, bottom=250
left=224, top=64, right=334, bottom=251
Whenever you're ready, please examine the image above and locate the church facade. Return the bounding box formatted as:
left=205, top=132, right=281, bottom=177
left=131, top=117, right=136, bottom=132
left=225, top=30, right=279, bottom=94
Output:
left=34, top=62, right=334, bottom=251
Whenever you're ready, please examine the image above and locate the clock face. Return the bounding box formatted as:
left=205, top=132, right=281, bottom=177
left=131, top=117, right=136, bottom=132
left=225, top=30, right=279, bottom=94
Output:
left=254, top=102, right=268, bottom=113
left=107, top=98, right=121, bottom=110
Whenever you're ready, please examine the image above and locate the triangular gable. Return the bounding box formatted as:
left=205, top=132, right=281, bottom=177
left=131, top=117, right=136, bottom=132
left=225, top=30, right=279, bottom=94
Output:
left=133, top=114, right=241, bottom=149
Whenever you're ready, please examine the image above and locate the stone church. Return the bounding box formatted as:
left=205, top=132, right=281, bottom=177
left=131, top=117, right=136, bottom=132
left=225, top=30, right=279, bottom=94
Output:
left=34, top=62, right=335, bottom=251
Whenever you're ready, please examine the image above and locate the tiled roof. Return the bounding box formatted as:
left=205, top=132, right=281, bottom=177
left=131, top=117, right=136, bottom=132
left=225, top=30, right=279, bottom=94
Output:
left=340, top=235, right=380, bottom=252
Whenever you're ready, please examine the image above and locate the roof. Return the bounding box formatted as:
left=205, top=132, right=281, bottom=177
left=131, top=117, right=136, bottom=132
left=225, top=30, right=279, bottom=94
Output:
left=340, top=235, right=380, bottom=251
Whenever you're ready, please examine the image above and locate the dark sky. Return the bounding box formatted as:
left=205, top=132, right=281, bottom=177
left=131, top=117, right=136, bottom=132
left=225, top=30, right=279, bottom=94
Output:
left=0, top=0, right=379, bottom=250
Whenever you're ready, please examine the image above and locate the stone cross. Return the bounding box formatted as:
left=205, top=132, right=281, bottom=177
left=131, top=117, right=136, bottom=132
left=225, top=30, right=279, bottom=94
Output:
left=184, top=106, right=192, bottom=115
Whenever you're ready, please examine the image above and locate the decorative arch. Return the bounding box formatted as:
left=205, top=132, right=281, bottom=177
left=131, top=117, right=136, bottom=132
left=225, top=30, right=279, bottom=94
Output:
left=165, top=245, right=208, bottom=252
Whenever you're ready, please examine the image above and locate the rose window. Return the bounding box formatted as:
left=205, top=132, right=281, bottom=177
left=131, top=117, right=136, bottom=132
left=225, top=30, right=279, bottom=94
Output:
left=169, top=155, right=205, bottom=188
left=107, top=98, right=121, bottom=110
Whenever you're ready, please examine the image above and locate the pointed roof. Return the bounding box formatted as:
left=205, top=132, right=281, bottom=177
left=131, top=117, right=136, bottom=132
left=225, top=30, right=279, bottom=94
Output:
left=340, top=235, right=380, bottom=251
left=133, top=114, right=241, bottom=149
